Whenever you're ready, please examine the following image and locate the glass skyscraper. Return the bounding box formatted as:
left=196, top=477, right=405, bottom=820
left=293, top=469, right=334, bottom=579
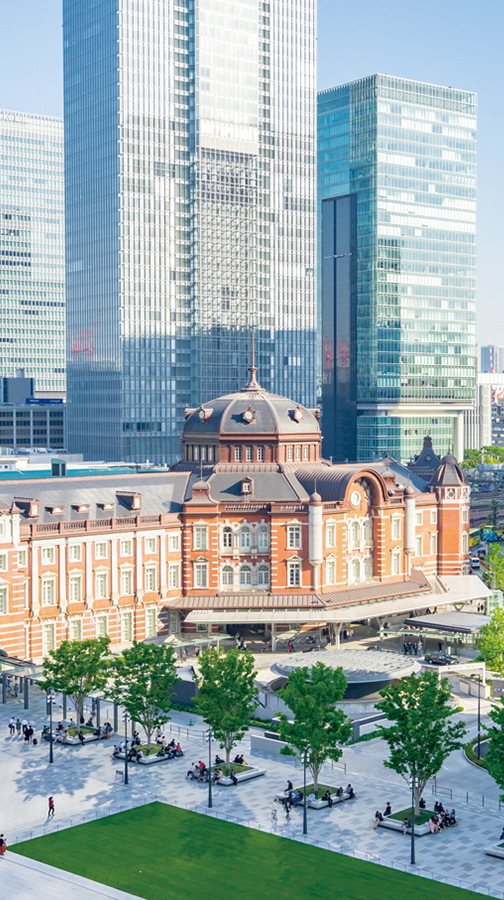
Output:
left=63, top=0, right=316, bottom=463
left=318, top=75, right=477, bottom=463
left=0, top=110, right=65, bottom=396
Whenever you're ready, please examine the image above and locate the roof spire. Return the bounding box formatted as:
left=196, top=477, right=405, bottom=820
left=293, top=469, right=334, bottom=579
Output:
left=244, top=326, right=265, bottom=392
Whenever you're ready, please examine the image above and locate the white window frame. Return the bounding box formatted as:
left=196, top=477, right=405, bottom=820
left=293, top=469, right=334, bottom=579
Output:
left=0, top=552, right=7, bottom=572
left=296, top=446, right=301, bottom=461
left=0, top=584, right=7, bottom=614
left=287, top=524, right=302, bottom=550
left=68, top=544, right=82, bottom=562
left=349, top=558, right=360, bottom=584
left=41, top=546, right=55, bottom=565
left=462, top=507, right=469, bottom=524
left=240, top=565, right=252, bottom=587
left=222, top=527, right=233, bottom=549
left=41, top=577, right=55, bottom=606
left=234, top=447, right=242, bottom=462
left=69, top=574, right=82, bottom=604
left=145, top=607, right=157, bottom=638
left=221, top=566, right=234, bottom=590
left=18, top=549, right=27, bottom=567
left=430, top=509, right=438, bottom=525
left=287, top=560, right=301, bottom=587
left=245, top=447, right=253, bottom=462
left=287, top=446, right=294, bottom=461
left=122, top=612, right=133, bottom=642
left=415, top=535, right=423, bottom=557
left=95, top=542, right=107, bottom=560
left=193, top=525, right=208, bottom=551
left=257, top=565, right=269, bottom=588
left=391, top=517, right=401, bottom=541
left=144, top=565, right=157, bottom=592
left=430, top=533, right=438, bottom=555
left=415, top=511, right=423, bottom=526
left=326, top=557, right=336, bottom=585
left=120, top=539, right=132, bottom=556
left=95, top=571, right=108, bottom=600
left=364, top=557, right=373, bottom=580
left=258, top=527, right=269, bottom=551
left=240, top=527, right=251, bottom=551
left=70, top=619, right=82, bottom=641
left=326, top=523, right=336, bottom=548
left=168, top=533, right=180, bottom=552
left=257, top=446, right=264, bottom=461
left=194, top=560, right=208, bottom=589
left=303, top=446, right=309, bottom=460
left=144, top=536, right=156, bottom=554
left=392, top=550, right=401, bottom=575
left=169, top=564, right=180, bottom=589
left=120, top=568, right=133, bottom=596
left=42, top=622, right=55, bottom=655
left=462, top=532, right=469, bottom=554
left=96, top=615, right=108, bottom=637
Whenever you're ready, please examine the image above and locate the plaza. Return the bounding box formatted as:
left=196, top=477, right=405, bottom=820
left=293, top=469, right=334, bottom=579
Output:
left=1, top=677, right=504, bottom=899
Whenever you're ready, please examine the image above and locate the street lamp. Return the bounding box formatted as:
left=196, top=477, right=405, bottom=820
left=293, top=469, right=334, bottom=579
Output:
left=477, top=674, right=482, bottom=760
left=123, top=711, right=130, bottom=785
left=46, top=689, right=56, bottom=765
left=410, top=775, right=415, bottom=866
left=207, top=728, right=213, bottom=809
left=303, top=748, right=308, bottom=836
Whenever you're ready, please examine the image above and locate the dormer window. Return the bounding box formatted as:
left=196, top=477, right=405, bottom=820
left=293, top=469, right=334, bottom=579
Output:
left=241, top=478, right=253, bottom=496
left=47, top=506, right=64, bottom=515
left=197, top=406, right=212, bottom=422
left=242, top=406, right=256, bottom=423
left=98, top=501, right=114, bottom=511
left=292, top=406, right=303, bottom=423
left=73, top=504, right=90, bottom=514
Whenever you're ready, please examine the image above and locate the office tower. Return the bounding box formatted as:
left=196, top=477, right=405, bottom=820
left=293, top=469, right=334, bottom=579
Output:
left=63, top=0, right=316, bottom=463
left=0, top=110, right=65, bottom=397
left=481, top=345, right=504, bottom=374
left=318, top=75, right=477, bottom=463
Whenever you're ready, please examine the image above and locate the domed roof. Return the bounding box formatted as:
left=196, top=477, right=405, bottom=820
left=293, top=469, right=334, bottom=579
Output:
left=429, top=454, right=465, bottom=487
left=184, top=388, right=320, bottom=439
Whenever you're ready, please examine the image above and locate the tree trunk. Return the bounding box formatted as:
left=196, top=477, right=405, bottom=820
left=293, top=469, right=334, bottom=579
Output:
left=146, top=727, right=151, bottom=752
left=312, top=765, right=320, bottom=793
left=73, top=695, right=84, bottom=725
left=414, top=785, right=421, bottom=817
left=225, top=745, right=231, bottom=774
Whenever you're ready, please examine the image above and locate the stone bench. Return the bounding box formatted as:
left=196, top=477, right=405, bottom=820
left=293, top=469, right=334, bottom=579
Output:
left=276, top=790, right=355, bottom=810
left=378, top=817, right=431, bottom=836
left=485, top=843, right=504, bottom=859
left=56, top=733, right=106, bottom=745
left=114, top=750, right=177, bottom=766
left=217, top=767, right=266, bottom=785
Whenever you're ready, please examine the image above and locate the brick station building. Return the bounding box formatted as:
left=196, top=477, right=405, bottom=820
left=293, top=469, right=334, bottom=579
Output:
left=0, top=359, right=474, bottom=662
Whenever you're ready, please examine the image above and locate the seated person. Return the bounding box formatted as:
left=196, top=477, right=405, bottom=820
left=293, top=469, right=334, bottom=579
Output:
left=212, top=768, right=222, bottom=784
left=419, top=797, right=426, bottom=810
left=78, top=730, right=85, bottom=745
left=346, top=784, right=355, bottom=799
left=187, top=763, right=196, bottom=779
left=449, top=809, right=457, bottom=826
left=94, top=726, right=102, bottom=738
left=336, top=786, right=345, bottom=797
left=373, top=810, right=384, bottom=828
left=86, top=717, right=93, bottom=728
left=136, top=749, right=143, bottom=760
left=384, top=802, right=392, bottom=817
left=402, top=818, right=412, bottom=835
left=215, top=754, right=225, bottom=765
left=322, top=790, right=333, bottom=807
left=229, top=768, right=238, bottom=785
left=291, top=790, right=303, bottom=807
left=175, top=743, right=182, bottom=755
left=168, top=738, right=175, bottom=749
left=308, top=790, right=316, bottom=802
left=429, top=816, right=439, bottom=834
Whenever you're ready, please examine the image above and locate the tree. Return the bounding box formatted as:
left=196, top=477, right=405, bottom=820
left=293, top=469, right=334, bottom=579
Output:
left=484, top=698, right=504, bottom=797
left=39, top=636, right=111, bottom=725
left=195, top=648, right=258, bottom=771
left=375, top=671, right=466, bottom=815
left=488, top=498, right=500, bottom=529
left=278, top=662, right=352, bottom=791
left=477, top=607, right=504, bottom=675
left=461, top=448, right=481, bottom=469
left=110, top=642, right=180, bottom=751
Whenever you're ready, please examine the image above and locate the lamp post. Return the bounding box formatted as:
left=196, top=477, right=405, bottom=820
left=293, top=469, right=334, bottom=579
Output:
left=477, top=674, right=481, bottom=760
left=207, top=728, right=213, bottom=809
left=47, top=689, right=55, bottom=765
left=123, top=711, right=130, bottom=785
left=410, top=775, right=416, bottom=866
left=303, top=748, right=308, bottom=836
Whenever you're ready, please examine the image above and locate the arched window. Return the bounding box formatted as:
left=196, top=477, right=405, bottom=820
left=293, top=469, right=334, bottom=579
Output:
left=240, top=566, right=252, bottom=587
left=350, top=521, right=360, bottom=547
left=349, top=558, right=360, bottom=584
left=222, top=527, right=232, bottom=549
left=221, top=566, right=234, bottom=590
left=240, top=527, right=251, bottom=551
left=364, top=557, right=373, bottom=580
left=257, top=566, right=269, bottom=588
left=258, top=526, right=269, bottom=551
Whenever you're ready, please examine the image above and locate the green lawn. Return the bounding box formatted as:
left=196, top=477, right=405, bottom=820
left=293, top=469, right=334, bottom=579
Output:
left=293, top=783, right=339, bottom=799
left=11, top=803, right=482, bottom=900
left=390, top=808, right=435, bottom=826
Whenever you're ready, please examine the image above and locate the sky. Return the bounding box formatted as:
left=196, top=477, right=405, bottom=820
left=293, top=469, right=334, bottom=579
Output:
left=0, top=0, right=502, bottom=347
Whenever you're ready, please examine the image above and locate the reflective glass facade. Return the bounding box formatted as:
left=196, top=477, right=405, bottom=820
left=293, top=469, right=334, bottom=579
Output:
left=318, top=75, right=477, bottom=462
left=64, top=0, right=316, bottom=463
left=0, top=110, right=65, bottom=395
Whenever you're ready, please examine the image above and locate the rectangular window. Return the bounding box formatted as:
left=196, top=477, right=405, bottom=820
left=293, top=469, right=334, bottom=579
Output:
left=122, top=612, right=133, bottom=642
left=69, top=544, right=82, bottom=562
left=287, top=525, right=302, bottom=549
left=462, top=508, right=469, bottom=524
left=462, top=532, right=469, bottom=554
left=41, top=579, right=55, bottom=605
left=287, top=561, right=301, bottom=587
left=145, top=566, right=156, bottom=591
left=430, top=509, right=438, bottom=525
left=120, top=569, right=133, bottom=595
left=296, top=446, right=301, bottom=461
left=193, top=526, right=208, bottom=551
left=146, top=607, right=157, bottom=638
left=326, top=523, right=336, bottom=547
left=169, top=610, right=179, bottom=634
left=288, top=446, right=294, bottom=461
left=194, top=562, right=208, bottom=588
left=95, top=542, right=107, bottom=560
left=42, top=622, right=55, bottom=655
left=169, top=564, right=180, bottom=589
left=69, top=576, right=82, bottom=603
left=145, top=536, right=156, bottom=554
left=96, top=615, right=107, bottom=637
left=326, top=559, right=336, bottom=585
left=168, top=533, right=180, bottom=551
left=18, top=550, right=27, bottom=567
left=0, top=553, right=7, bottom=571
left=415, top=536, right=423, bottom=557
left=0, top=586, right=7, bottom=614
left=95, top=572, right=107, bottom=599
left=234, top=447, right=242, bottom=462
left=430, top=533, right=438, bottom=555
left=70, top=619, right=82, bottom=641
left=246, top=447, right=253, bottom=462
left=41, top=546, right=55, bottom=565
left=391, top=518, right=401, bottom=541
left=23, top=581, right=29, bottom=609
left=120, top=539, right=132, bottom=556
left=415, top=511, right=423, bottom=526
left=392, top=552, right=401, bottom=575
left=257, top=447, right=264, bottom=461
left=303, top=446, right=309, bottom=460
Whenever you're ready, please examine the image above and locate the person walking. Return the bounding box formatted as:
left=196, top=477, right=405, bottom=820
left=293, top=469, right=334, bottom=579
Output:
left=271, top=799, right=279, bottom=823
left=8, top=717, right=15, bottom=736
left=15, top=718, right=21, bottom=737
left=48, top=796, right=55, bottom=818
left=0, top=834, right=6, bottom=857
left=21, top=717, right=28, bottom=736
left=284, top=798, right=291, bottom=821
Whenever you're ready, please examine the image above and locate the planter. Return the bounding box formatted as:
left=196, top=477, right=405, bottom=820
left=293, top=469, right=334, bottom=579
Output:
left=378, top=818, right=432, bottom=836
left=278, top=786, right=354, bottom=810
left=56, top=733, right=103, bottom=745
left=485, top=843, right=504, bottom=859
left=217, top=767, right=266, bottom=785
left=114, top=750, right=176, bottom=766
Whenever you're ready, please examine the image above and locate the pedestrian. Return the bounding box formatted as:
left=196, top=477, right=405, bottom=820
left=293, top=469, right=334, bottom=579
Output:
left=413, top=642, right=418, bottom=656
left=284, top=798, right=291, bottom=821
left=21, top=717, right=28, bottom=735
left=15, top=718, right=21, bottom=737
left=271, top=799, right=278, bottom=823
left=8, top=717, right=15, bottom=736
left=48, top=796, right=55, bottom=818
left=0, top=834, right=6, bottom=857
left=417, top=640, right=423, bottom=657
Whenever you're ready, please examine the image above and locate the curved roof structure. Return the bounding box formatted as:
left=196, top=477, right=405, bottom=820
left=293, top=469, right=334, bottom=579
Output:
left=430, top=455, right=466, bottom=487
left=184, top=388, right=320, bottom=439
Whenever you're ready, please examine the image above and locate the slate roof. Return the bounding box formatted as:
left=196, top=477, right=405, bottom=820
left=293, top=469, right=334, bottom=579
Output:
left=184, top=389, right=320, bottom=437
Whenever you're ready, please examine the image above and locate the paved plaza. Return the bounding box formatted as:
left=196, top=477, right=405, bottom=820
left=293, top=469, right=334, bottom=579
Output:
left=1, top=683, right=504, bottom=899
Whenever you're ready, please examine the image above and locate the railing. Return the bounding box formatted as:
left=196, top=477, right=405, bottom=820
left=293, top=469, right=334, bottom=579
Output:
left=141, top=516, right=162, bottom=524
left=90, top=519, right=112, bottom=529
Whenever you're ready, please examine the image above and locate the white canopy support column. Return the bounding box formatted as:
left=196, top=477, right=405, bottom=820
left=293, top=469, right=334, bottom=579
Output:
left=334, top=624, right=342, bottom=651
left=271, top=622, right=277, bottom=652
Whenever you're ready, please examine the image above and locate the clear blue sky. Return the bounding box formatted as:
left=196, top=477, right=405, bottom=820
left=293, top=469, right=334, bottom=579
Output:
left=0, top=0, right=501, bottom=346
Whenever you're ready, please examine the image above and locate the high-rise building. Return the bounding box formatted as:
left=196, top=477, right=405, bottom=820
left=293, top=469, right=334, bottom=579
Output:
left=481, top=345, right=504, bottom=374
left=318, top=75, right=477, bottom=463
left=0, top=110, right=65, bottom=397
left=63, top=0, right=316, bottom=463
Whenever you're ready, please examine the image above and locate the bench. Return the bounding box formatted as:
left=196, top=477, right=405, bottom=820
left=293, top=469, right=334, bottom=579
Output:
left=217, top=768, right=266, bottom=785
left=276, top=789, right=355, bottom=810
left=378, top=817, right=431, bottom=837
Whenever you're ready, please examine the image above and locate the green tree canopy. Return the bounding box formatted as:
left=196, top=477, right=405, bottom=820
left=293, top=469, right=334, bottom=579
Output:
left=477, top=607, right=504, bottom=675
left=488, top=498, right=500, bottom=529
left=195, top=648, right=258, bottom=771
left=376, top=670, right=466, bottom=814
left=484, top=698, right=504, bottom=797
left=110, top=642, right=180, bottom=750
left=278, top=662, right=352, bottom=791
left=39, top=636, right=111, bottom=724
